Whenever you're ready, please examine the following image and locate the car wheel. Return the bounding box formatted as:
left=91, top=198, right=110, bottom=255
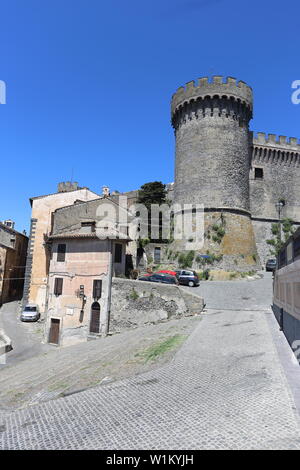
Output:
left=188, top=281, right=195, bottom=287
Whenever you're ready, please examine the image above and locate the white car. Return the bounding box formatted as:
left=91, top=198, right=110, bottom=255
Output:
left=20, top=304, right=40, bottom=322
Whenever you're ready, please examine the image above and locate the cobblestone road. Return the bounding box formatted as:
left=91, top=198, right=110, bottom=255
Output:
left=1, top=274, right=300, bottom=450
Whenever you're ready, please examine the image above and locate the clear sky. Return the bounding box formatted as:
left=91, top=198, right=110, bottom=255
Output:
left=0, top=0, right=299, bottom=232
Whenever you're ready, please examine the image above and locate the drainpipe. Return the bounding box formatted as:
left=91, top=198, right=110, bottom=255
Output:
left=104, top=240, right=113, bottom=336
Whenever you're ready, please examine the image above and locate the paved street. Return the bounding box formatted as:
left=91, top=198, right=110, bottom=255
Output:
left=0, top=302, right=51, bottom=368
left=1, top=273, right=300, bottom=449
left=193, top=271, right=274, bottom=311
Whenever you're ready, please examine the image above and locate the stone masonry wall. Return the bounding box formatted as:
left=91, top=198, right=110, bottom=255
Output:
left=110, top=277, right=204, bottom=332
left=250, top=133, right=300, bottom=221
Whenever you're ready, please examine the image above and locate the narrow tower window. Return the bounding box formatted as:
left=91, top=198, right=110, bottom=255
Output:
left=254, top=167, right=264, bottom=180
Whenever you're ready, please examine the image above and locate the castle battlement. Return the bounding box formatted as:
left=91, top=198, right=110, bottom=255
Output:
left=171, top=76, right=253, bottom=116
left=253, top=132, right=300, bottom=151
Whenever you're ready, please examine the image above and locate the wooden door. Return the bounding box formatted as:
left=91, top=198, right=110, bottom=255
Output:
left=90, top=302, right=100, bottom=333
left=49, top=318, right=60, bottom=344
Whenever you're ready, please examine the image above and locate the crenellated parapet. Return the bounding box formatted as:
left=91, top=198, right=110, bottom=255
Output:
left=252, top=132, right=300, bottom=166
left=171, top=76, right=253, bottom=129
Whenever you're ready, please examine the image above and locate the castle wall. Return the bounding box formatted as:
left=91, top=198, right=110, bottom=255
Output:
left=172, top=77, right=253, bottom=212
left=249, top=133, right=300, bottom=264
left=171, top=76, right=258, bottom=267
left=250, top=133, right=300, bottom=221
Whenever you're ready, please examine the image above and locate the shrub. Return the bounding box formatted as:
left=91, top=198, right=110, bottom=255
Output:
left=178, top=250, right=195, bottom=268
left=129, top=288, right=139, bottom=300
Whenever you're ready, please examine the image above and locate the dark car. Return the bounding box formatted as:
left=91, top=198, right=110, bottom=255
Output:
left=266, top=258, right=277, bottom=272
left=175, top=269, right=200, bottom=287
left=138, top=273, right=178, bottom=285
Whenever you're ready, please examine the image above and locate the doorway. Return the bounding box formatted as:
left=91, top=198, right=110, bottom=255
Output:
left=90, top=302, right=100, bottom=334
left=49, top=318, right=60, bottom=344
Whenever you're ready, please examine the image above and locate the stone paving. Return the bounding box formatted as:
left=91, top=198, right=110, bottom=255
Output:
left=1, top=273, right=300, bottom=450
left=0, top=315, right=199, bottom=411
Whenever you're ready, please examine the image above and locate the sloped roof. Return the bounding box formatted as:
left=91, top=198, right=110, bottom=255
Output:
left=47, top=226, right=130, bottom=241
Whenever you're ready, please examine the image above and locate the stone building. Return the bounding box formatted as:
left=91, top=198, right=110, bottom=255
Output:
left=44, top=197, right=130, bottom=346
left=0, top=221, right=28, bottom=305
left=23, top=182, right=100, bottom=312
left=171, top=76, right=300, bottom=266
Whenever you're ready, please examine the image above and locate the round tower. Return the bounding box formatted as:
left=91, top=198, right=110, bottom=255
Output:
left=171, top=76, right=259, bottom=270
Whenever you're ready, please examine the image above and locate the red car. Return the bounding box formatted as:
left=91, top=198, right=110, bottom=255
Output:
left=157, top=270, right=177, bottom=276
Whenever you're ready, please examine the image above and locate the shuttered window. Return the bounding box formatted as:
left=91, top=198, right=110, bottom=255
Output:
left=54, top=278, right=63, bottom=296
left=93, top=280, right=102, bottom=300
left=57, top=244, right=66, bottom=262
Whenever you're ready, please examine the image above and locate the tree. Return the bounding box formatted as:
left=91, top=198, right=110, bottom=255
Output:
left=266, top=218, right=295, bottom=256
left=137, top=181, right=167, bottom=209
left=137, top=182, right=168, bottom=241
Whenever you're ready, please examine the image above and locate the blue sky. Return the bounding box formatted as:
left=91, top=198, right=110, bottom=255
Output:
left=0, top=0, right=299, bottom=232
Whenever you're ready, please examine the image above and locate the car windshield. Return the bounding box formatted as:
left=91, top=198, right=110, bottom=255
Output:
left=24, top=306, right=37, bottom=312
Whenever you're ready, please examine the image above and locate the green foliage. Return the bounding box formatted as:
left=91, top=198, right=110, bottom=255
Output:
left=252, top=253, right=257, bottom=262
left=267, top=218, right=295, bottom=256
left=211, top=223, right=226, bottom=244
left=178, top=250, right=195, bottom=268
left=147, top=255, right=153, bottom=264
left=129, top=288, right=139, bottom=300
left=137, top=181, right=168, bottom=209
left=198, top=269, right=210, bottom=280
left=135, top=335, right=187, bottom=363
left=271, top=223, right=280, bottom=236
left=282, top=218, right=295, bottom=240
left=196, top=252, right=223, bottom=267
left=240, top=270, right=256, bottom=278
left=138, top=238, right=150, bottom=248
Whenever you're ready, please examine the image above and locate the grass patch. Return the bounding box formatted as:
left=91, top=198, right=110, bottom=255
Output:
left=135, top=335, right=187, bottom=363
left=48, top=382, right=69, bottom=392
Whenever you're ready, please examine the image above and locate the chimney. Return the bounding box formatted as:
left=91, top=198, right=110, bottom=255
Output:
left=57, top=181, right=79, bottom=193
left=102, top=186, right=110, bottom=197
left=3, top=219, right=15, bottom=230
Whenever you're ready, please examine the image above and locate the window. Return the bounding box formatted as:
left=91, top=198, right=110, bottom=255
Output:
left=114, top=243, right=122, bottom=263
left=57, top=244, right=66, bottom=262
left=254, top=167, right=264, bottom=179
left=54, top=278, right=63, bottom=296
left=93, top=280, right=102, bottom=300
left=154, top=247, right=161, bottom=263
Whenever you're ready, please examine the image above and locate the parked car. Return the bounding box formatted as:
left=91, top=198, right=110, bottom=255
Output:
left=266, top=258, right=277, bottom=272
left=138, top=273, right=178, bottom=285
left=20, top=304, right=40, bottom=322
left=157, top=270, right=177, bottom=276
left=175, top=269, right=200, bottom=287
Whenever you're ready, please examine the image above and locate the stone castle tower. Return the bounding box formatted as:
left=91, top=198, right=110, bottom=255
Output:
left=171, top=76, right=294, bottom=269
